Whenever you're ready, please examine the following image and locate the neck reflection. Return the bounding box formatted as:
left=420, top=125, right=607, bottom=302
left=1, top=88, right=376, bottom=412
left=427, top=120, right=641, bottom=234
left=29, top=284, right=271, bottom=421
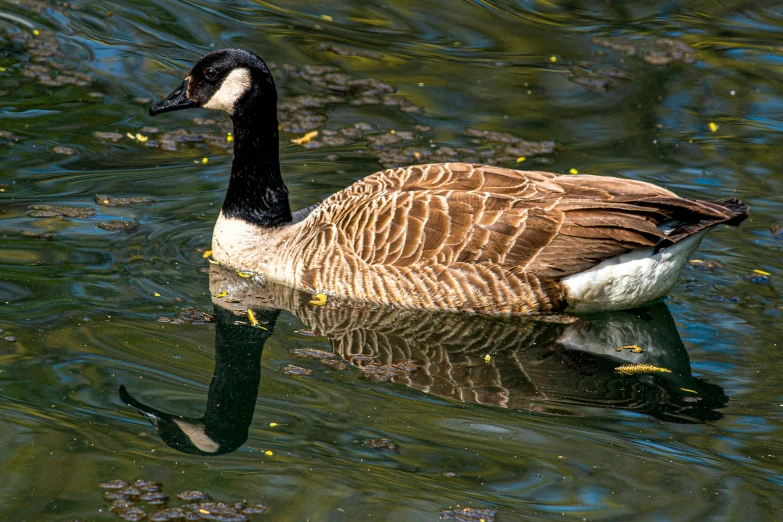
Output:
left=121, top=267, right=727, bottom=456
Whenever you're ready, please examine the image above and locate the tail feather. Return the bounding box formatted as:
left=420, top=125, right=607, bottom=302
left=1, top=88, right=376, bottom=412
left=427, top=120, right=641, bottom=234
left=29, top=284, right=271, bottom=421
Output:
left=653, top=197, right=748, bottom=252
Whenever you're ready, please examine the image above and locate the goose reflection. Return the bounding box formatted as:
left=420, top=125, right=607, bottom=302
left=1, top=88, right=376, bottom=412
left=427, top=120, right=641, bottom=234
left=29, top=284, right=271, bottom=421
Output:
left=121, top=267, right=727, bottom=455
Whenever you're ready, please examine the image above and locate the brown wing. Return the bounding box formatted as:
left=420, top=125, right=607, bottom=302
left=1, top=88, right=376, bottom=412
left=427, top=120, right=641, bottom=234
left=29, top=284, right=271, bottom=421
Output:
left=301, top=163, right=745, bottom=280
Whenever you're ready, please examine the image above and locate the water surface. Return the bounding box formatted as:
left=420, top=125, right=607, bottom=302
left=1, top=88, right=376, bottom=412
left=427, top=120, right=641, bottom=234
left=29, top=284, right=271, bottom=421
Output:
left=0, top=1, right=781, bottom=520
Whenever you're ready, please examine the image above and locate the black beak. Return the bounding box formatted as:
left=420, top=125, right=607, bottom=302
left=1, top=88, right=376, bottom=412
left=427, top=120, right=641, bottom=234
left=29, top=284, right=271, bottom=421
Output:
left=149, top=79, right=195, bottom=116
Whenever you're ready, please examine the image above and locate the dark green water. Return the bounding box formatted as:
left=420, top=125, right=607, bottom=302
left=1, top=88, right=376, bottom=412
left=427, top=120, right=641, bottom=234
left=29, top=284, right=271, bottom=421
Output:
left=0, top=1, right=781, bottom=520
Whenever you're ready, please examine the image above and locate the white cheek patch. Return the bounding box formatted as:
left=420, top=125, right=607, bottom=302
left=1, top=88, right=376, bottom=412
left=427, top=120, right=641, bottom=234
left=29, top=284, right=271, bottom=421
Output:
left=203, top=68, right=252, bottom=115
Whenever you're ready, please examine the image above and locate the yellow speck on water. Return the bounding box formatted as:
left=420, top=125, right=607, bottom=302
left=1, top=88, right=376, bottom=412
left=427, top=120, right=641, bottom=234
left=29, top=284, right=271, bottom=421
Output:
left=516, top=156, right=526, bottom=163
left=214, top=291, right=227, bottom=298
left=569, top=168, right=578, bottom=174
left=681, top=388, right=698, bottom=393
left=615, top=364, right=672, bottom=375
left=199, top=509, right=210, bottom=514
left=292, top=130, right=318, bottom=145
left=135, top=133, right=148, bottom=143
left=754, top=269, right=771, bottom=276
left=0, top=67, right=6, bottom=72
left=309, top=293, right=328, bottom=306
left=226, top=132, right=233, bottom=143
left=247, top=309, right=259, bottom=328
left=33, top=29, right=40, bottom=36
left=153, top=292, right=161, bottom=297
left=202, top=250, right=212, bottom=259
left=321, top=14, right=333, bottom=21
left=389, top=130, right=396, bottom=135
left=269, top=422, right=278, bottom=427
left=709, top=122, right=719, bottom=133
left=549, top=55, right=557, bottom=62
left=202, top=157, right=208, bottom=164
left=265, top=450, right=274, bottom=456
left=126, top=132, right=136, bottom=140
left=484, top=354, right=491, bottom=364
left=413, top=152, right=421, bottom=159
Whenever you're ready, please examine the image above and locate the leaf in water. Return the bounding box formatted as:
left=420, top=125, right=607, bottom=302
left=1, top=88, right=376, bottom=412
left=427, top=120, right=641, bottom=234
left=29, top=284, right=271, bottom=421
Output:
left=615, top=364, right=672, bottom=375
left=292, top=130, right=318, bottom=145
left=309, top=293, right=328, bottom=306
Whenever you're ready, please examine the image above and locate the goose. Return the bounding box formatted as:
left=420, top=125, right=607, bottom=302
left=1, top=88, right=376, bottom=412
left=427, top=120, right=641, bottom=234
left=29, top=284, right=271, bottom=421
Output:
left=120, top=267, right=727, bottom=456
left=149, top=48, right=748, bottom=315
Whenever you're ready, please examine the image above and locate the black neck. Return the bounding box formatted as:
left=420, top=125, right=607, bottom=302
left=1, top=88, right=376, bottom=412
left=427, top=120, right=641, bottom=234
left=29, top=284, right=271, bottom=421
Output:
left=221, top=105, right=292, bottom=227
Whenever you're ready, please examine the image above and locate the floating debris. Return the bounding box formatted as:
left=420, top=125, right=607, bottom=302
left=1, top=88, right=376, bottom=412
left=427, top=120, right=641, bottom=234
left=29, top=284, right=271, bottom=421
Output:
left=96, top=220, right=139, bottom=232
left=320, top=359, right=348, bottom=371
left=688, top=259, right=725, bottom=271
left=93, top=131, right=125, bottom=142
left=291, top=348, right=334, bottom=359
left=291, top=130, right=318, bottom=145
left=281, top=365, right=313, bottom=376
left=157, top=307, right=215, bottom=325
left=52, top=145, right=77, bottom=155
left=440, top=507, right=498, bottom=522
left=18, top=230, right=53, bottom=240
left=567, top=63, right=633, bottom=93
left=742, top=272, right=773, bottom=286
left=359, top=359, right=418, bottom=382
left=771, top=225, right=783, bottom=240
left=711, top=295, right=740, bottom=303
left=591, top=36, right=696, bottom=65
left=348, top=354, right=375, bottom=366
left=27, top=205, right=95, bottom=218
left=483, top=354, right=491, bottom=364
left=364, top=438, right=399, bottom=453
left=3, top=336, right=17, bottom=342
left=99, top=480, right=128, bottom=489
left=176, top=491, right=210, bottom=502
left=0, top=130, right=20, bottom=143
left=313, top=42, right=381, bottom=59
left=94, top=195, right=158, bottom=207
left=615, top=344, right=644, bottom=353
left=309, top=293, right=328, bottom=306
left=615, top=364, right=672, bottom=375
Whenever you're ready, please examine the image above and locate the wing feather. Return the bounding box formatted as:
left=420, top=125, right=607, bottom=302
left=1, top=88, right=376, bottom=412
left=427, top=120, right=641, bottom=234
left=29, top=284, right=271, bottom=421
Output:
left=297, top=163, right=742, bottom=282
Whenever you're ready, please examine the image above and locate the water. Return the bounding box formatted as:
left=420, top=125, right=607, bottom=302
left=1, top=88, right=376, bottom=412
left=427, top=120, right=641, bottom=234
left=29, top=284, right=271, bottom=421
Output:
left=0, top=0, right=781, bottom=520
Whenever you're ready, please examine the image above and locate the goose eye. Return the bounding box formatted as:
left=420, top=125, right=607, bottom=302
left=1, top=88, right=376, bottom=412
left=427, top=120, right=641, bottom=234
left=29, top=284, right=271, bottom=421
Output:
left=204, top=67, right=218, bottom=80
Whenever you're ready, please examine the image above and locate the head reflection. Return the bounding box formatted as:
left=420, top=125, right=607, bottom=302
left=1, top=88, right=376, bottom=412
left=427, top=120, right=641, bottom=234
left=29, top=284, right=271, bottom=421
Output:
left=121, top=267, right=727, bottom=456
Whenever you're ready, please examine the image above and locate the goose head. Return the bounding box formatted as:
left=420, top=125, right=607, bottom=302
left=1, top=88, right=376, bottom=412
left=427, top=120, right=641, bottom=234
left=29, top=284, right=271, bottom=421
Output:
left=149, top=48, right=276, bottom=118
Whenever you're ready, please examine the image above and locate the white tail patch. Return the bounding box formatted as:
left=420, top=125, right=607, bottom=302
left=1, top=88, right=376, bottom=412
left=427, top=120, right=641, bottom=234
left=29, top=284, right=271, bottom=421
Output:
left=173, top=419, right=220, bottom=453
left=563, top=229, right=709, bottom=312
left=203, top=68, right=252, bottom=115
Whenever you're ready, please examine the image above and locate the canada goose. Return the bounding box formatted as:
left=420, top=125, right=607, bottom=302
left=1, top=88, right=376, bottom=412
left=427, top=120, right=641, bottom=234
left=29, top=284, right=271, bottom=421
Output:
left=150, top=48, right=748, bottom=314
left=119, top=269, right=726, bottom=457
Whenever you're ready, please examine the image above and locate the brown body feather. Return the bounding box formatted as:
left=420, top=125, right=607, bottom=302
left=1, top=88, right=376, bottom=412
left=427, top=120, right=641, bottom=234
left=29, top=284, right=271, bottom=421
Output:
left=212, top=162, right=747, bottom=314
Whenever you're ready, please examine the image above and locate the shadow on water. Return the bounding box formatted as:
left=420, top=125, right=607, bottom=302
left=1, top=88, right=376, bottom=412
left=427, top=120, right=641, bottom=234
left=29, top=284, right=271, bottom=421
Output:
left=121, top=267, right=727, bottom=456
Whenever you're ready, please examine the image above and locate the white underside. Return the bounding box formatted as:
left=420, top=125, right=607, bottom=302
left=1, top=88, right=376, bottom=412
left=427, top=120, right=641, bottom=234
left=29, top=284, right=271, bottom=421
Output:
left=563, top=229, right=708, bottom=312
